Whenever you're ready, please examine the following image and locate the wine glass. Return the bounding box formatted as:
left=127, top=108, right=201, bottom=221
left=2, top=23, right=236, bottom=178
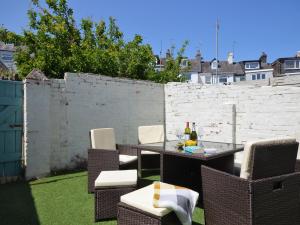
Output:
left=175, top=129, right=183, bottom=143
left=197, top=127, right=204, bottom=147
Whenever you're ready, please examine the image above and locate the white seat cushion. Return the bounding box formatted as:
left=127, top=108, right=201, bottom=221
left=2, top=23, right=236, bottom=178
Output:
left=138, top=125, right=164, bottom=144
left=119, top=154, right=137, bottom=165
left=90, top=128, right=116, bottom=150
left=141, top=150, right=160, bottom=155
left=240, top=137, right=297, bottom=179
left=121, top=184, right=171, bottom=217
left=95, top=170, right=137, bottom=188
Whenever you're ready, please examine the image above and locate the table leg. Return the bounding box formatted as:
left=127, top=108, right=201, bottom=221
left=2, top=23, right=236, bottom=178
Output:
left=137, top=149, right=142, bottom=178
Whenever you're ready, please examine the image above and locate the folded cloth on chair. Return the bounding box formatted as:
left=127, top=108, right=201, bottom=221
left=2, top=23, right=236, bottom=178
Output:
left=153, top=181, right=199, bottom=225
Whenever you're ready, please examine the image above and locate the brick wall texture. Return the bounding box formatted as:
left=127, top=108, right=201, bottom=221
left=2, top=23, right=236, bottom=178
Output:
left=24, top=73, right=164, bottom=179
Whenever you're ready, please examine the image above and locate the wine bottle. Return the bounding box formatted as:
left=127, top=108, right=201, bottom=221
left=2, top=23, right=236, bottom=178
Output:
left=190, top=122, right=198, bottom=143
left=184, top=122, right=191, bottom=141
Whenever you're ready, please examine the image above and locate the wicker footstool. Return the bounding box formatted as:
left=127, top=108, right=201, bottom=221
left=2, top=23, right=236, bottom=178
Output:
left=117, top=184, right=181, bottom=225
left=94, top=170, right=137, bottom=221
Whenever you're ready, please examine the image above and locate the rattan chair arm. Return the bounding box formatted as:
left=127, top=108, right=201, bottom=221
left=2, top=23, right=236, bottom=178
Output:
left=88, top=148, right=119, bottom=169
left=250, top=172, right=300, bottom=225
left=201, top=165, right=251, bottom=225
left=251, top=171, right=300, bottom=194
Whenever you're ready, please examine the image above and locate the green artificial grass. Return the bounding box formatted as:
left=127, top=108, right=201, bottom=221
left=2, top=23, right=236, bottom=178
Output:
left=0, top=171, right=204, bottom=225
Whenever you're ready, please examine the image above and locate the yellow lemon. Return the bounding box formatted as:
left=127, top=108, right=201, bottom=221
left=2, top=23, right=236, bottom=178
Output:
left=185, top=140, right=197, bottom=146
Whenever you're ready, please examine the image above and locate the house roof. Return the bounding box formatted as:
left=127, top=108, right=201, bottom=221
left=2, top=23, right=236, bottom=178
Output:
left=200, top=61, right=244, bottom=75
left=189, top=59, right=201, bottom=72
left=182, top=58, right=246, bottom=75
left=0, top=43, right=16, bottom=52
left=156, top=52, right=272, bottom=75
left=240, top=60, right=272, bottom=70
left=272, top=56, right=300, bottom=65
left=241, top=60, right=260, bottom=63
left=260, top=63, right=272, bottom=70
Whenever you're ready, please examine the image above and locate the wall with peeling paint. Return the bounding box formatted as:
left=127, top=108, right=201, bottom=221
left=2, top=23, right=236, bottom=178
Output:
left=24, top=74, right=300, bottom=179
left=24, top=73, right=164, bottom=179
left=165, top=83, right=300, bottom=162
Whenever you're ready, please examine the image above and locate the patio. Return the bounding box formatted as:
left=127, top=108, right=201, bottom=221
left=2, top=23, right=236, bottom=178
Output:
left=0, top=170, right=205, bottom=225
left=1, top=73, right=300, bottom=225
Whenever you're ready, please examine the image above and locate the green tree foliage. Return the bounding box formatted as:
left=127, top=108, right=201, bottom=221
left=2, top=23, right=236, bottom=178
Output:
left=149, top=41, right=190, bottom=83
left=0, top=26, right=24, bottom=45
left=0, top=0, right=189, bottom=83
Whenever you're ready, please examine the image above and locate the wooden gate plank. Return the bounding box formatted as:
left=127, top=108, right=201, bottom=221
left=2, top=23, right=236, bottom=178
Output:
left=0, top=106, right=18, bottom=124
left=0, top=80, right=23, bottom=180
left=0, top=97, right=22, bottom=106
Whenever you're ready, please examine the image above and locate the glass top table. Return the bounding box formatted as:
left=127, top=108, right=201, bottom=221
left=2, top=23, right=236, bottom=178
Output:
left=135, top=140, right=243, bottom=160
left=134, top=140, right=244, bottom=207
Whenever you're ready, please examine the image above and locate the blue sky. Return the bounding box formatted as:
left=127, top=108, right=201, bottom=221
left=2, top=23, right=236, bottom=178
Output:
left=1, top=0, right=300, bottom=62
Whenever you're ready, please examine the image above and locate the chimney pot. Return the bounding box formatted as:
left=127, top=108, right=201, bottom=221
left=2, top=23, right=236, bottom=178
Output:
left=196, top=50, right=201, bottom=60
left=166, top=49, right=171, bottom=58
left=260, top=52, right=267, bottom=63
left=227, top=52, right=234, bottom=64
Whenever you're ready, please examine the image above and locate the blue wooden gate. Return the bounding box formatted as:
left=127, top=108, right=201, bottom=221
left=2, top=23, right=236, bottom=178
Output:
left=0, top=80, right=23, bottom=182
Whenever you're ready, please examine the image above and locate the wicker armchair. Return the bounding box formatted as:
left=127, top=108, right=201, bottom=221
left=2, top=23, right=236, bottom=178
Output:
left=202, top=138, right=300, bottom=225
left=138, top=125, right=164, bottom=171
left=88, top=128, right=137, bottom=193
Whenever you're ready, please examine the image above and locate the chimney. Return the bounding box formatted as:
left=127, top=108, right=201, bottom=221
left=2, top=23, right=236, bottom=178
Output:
left=296, top=51, right=300, bottom=58
left=195, top=50, right=202, bottom=72
left=259, top=52, right=267, bottom=63
left=166, top=49, right=171, bottom=59
left=227, top=52, right=234, bottom=64
left=195, top=50, right=201, bottom=61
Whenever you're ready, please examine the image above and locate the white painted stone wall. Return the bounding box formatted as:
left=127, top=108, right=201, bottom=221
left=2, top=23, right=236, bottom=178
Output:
left=165, top=83, right=300, bottom=161
left=24, top=75, right=300, bottom=179
left=24, top=79, right=52, bottom=179
left=24, top=73, right=164, bottom=179
left=165, top=83, right=235, bottom=143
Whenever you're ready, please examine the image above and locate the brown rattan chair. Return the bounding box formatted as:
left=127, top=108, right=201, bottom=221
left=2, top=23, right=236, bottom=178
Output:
left=88, top=128, right=137, bottom=193
left=202, top=138, right=300, bottom=225
left=138, top=125, right=164, bottom=172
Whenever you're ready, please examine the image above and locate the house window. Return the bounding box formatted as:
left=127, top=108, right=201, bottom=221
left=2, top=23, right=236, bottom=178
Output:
left=219, top=76, right=227, bottom=83
left=180, top=59, right=188, bottom=67
left=245, top=62, right=259, bottom=69
left=251, top=73, right=266, bottom=80
left=205, top=76, right=211, bottom=84
left=1, top=53, right=13, bottom=61
left=285, top=60, right=300, bottom=69
left=211, top=61, right=218, bottom=70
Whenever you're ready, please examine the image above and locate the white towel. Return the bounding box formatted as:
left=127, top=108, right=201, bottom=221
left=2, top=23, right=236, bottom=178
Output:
left=153, top=182, right=199, bottom=225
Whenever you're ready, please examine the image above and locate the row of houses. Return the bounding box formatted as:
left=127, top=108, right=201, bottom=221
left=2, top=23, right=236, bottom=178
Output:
left=1, top=41, right=300, bottom=84
left=155, top=50, right=300, bottom=84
